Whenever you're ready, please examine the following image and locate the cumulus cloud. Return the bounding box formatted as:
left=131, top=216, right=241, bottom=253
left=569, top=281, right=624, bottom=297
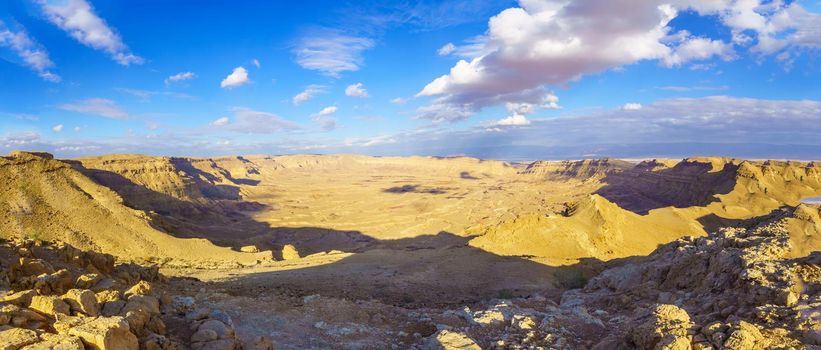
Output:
left=212, top=108, right=300, bottom=133
left=61, top=98, right=129, bottom=119
left=293, top=28, right=374, bottom=77
left=437, top=42, right=456, bottom=56
left=36, top=0, right=142, bottom=65
left=165, top=71, right=196, bottom=85
left=220, top=67, right=250, bottom=88
left=390, top=97, right=407, bottom=105
left=662, top=35, right=736, bottom=67
left=211, top=117, right=229, bottom=126
left=345, top=83, right=369, bottom=97
left=293, top=85, right=325, bottom=105
left=623, top=103, right=643, bottom=110
left=52, top=124, right=64, bottom=132
left=415, top=0, right=817, bottom=122
left=678, top=0, right=821, bottom=54
left=317, top=106, right=338, bottom=116
left=0, top=21, right=60, bottom=82
left=491, top=95, right=560, bottom=126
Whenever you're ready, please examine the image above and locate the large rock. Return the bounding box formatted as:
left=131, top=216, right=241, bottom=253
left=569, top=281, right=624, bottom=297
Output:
left=240, top=245, right=260, bottom=253
left=630, top=304, right=693, bottom=350
left=0, top=327, right=40, bottom=349
left=0, top=289, right=36, bottom=306
left=14, top=258, right=54, bottom=277
left=29, top=295, right=71, bottom=317
left=425, top=330, right=482, bottom=350
left=723, top=321, right=762, bottom=350
left=64, top=316, right=138, bottom=350
left=281, top=244, right=300, bottom=260
left=62, top=289, right=100, bottom=316
left=20, top=333, right=84, bottom=350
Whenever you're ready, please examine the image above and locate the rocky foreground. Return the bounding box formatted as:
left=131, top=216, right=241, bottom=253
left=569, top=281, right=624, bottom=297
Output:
left=1, top=204, right=820, bottom=349
left=0, top=239, right=272, bottom=349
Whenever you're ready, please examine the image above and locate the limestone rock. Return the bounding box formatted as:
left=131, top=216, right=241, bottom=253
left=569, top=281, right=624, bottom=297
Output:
left=0, top=327, right=40, bottom=349
left=723, top=321, right=762, bottom=350
left=123, top=281, right=153, bottom=299
left=630, top=304, right=693, bottom=350
left=29, top=295, right=71, bottom=317
left=61, top=289, right=100, bottom=316
left=65, top=316, right=138, bottom=350
left=425, top=329, right=481, bottom=350
left=240, top=245, right=260, bottom=253
left=0, top=289, right=36, bottom=306
left=20, top=333, right=84, bottom=350
left=281, top=244, right=300, bottom=260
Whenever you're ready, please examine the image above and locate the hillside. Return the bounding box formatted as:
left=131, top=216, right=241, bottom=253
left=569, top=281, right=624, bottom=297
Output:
left=0, top=151, right=270, bottom=266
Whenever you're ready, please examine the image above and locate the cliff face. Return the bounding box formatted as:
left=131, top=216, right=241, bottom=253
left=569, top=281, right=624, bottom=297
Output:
left=596, top=157, right=821, bottom=215
left=0, top=152, right=268, bottom=265
left=520, top=159, right=634, bottom=180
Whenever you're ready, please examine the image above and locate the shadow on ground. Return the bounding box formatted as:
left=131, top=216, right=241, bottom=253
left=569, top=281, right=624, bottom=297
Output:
left=597, top=161, right=739, bottom=214
left=202, top=231, right=607, bottom=308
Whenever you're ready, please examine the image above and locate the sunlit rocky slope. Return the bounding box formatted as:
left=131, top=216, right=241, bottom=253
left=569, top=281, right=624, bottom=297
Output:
left=1, top=150, right=820, bottom=349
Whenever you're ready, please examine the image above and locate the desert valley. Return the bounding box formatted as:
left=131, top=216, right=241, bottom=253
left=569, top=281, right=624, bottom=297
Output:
left=0, top=150, right=819, bottom=349
left=2, top=0, right=820, bottom=348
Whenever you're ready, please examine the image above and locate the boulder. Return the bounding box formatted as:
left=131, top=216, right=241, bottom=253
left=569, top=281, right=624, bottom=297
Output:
left=34, top=269, right=73, bottom=295
left=723, top=321, right=762, bottom=350
left=15, top=258, right=54, bottom=277
left=64, top=316, right=138, bottom=350
left=75, top=274, right=102, bottom=289
left=0, top=327, right=40, bottom=349
left=0, top=289, right=36, bottom=306
left=29, top=295, right=71, bottom=317
left=425, top=329, right=481, bottom=350
left=123, top=281, right=153, bottom=299
left=20, top=333, right=84, bottom=350
left=240, top=245, right=260, bottom=253
left=630, top=304, right=693, bottom=350
left=281, top=245, right=300, bottom=260
left=61, top=289, right=100, bottom=316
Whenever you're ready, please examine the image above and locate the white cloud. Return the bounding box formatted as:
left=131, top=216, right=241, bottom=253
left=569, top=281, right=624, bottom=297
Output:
left=0, top=21, right=60, bottom=82
left=414, top=0, right=818, bottom=122
left=220, top=66, right=250, bottom=88
left=345, top=83, right=369, bottom=97
left=211, top=117, right=229, bottom=126
left=494, top=114, right=530, bottom=126
left=52, top=124, right=64, bottom=132
left=251, top=59, right=260, bottom=68
left=220, top=108, right=301, bottom=133
left=437, top=42, right=456, bottom=56
left=294, top=28, right=374, bottom=77
left=73, top=126, right=81, bottom=132
left=317, top=106, right=338, bottom=116
left=292, top=85, right=325, bottom=105
left=165, top=71, right=196, bottom=85
left=679, top=0, right=820, bottom=54
left=662, top=36, right=736, bottom=67
left=36, top=0, right=142, bottom=65
left=623, top=103, right=643, bottom=110
left=390, top=97, right=407, bottom=105
left=61, top=98, right=128, bottom=119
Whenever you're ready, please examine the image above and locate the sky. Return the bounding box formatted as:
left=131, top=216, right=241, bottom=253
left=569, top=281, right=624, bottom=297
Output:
left=0, top=0, right=819, bottom=160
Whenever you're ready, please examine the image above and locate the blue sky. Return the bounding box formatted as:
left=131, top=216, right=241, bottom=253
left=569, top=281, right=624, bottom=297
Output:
left=0, top=0, right=819, bottom=160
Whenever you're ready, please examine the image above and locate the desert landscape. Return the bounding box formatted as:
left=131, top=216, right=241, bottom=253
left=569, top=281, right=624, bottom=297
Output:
left=2, top=0, right=820, bottom=348
left=0, top=150, right=820, bottom=349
